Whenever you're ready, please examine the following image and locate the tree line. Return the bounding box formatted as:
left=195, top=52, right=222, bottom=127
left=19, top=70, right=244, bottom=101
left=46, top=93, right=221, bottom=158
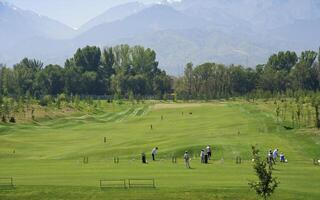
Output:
left=175, top=50, right=320, bottom=99
left=1, top=46, right=320, bottom=101
left=2, top=45, right=320, bottom=127
left=0, top=45, right=172, bottom=99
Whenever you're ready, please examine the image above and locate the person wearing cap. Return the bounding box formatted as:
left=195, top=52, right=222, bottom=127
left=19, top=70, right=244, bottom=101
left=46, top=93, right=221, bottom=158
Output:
left=151, top=147, right=158, bottom=161
left=184, top=151, right=191, bottom=168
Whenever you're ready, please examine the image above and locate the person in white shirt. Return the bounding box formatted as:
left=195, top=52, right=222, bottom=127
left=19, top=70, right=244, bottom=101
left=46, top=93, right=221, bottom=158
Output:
left=184, top=151, right=191, bottom=168
left=206, top=145, right=212, bottom=160
left=151, top=147, right=158, bottom=161
left=273, top=149, right=278, bottom=161
left=200, top=149, right=205, bottom=163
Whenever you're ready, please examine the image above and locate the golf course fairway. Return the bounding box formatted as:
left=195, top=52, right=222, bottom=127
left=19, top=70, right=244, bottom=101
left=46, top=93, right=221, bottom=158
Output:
left=0, top=101, right=319, bottom=200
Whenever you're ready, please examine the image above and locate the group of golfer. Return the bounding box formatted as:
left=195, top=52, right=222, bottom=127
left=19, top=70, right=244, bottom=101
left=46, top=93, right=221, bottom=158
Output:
left=149, top=146, right=212, bottom=168
left=148, top=146, right=288, bottom=168
left=268, top=148, right=287, bottom=164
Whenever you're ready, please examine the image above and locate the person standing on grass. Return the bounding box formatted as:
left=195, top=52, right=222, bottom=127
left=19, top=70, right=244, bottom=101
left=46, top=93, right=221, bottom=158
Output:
left=280, top=152, right=285, bottom=162
left=268, top=150, right=275, bottom=165
left=184, top=151, right=191, bottom=168
left=151, top=147, right=158, bottom=161
left=273, top=148, right=279, bottom=161
left=142, top=153, right=147, bottom=164
left=200, top=149, right=205, bottom=163
left=206, top=145, right=212, bottom=160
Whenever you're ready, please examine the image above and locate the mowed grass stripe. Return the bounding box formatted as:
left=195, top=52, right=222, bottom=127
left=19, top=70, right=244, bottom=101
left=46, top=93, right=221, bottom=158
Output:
left=0, top=101, right=319, bottom=200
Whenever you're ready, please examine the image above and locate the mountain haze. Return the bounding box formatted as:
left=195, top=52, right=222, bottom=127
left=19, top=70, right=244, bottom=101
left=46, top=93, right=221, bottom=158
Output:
left=0, top=1, right=75, bottom=42
left=79, top=2, right=146, bottom=32
left=0, top=1, right=77, bottom=63
left=1, top=0, right=320, bottom=74
left=76, top=5, right=207, bottom=45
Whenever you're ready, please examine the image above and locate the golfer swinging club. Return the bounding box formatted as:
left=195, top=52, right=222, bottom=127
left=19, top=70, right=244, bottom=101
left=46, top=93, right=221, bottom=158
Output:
left=151, top=147, right=158, bottom=161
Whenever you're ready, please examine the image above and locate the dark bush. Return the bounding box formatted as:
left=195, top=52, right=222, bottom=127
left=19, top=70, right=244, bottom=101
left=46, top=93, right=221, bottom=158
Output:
left=9, top=117, right=16, bottom=123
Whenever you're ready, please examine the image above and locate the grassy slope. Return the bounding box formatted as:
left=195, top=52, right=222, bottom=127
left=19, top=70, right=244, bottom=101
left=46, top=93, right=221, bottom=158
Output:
left=0, top=101, right=319, bottom=200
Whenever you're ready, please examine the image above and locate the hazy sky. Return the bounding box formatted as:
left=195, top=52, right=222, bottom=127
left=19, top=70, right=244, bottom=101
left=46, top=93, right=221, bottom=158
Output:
left=5, top=0, right=158, bottom=28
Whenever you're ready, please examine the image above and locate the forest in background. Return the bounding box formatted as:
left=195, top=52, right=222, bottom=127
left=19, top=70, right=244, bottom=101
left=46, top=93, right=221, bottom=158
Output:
left=2, top=45, right=320, bottom=126
left=1, top=45, right=320, bottom=100
left=175, top=50, right=320, bottom=99
left=0, top=45, right=171, bottom=99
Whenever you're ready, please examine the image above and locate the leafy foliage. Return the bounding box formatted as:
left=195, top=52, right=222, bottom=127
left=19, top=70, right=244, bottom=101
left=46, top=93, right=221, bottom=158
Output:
left=0, top=45, right=172, bottom=98
left=1, top=47, right=320, bottom=102
left=176, top=50, right=320, bottom=99
left=249, top=146, right=279, bottom=200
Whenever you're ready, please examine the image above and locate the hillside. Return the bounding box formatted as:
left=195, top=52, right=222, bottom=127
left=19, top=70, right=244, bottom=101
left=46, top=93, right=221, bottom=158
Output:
left=0, top=1, right=75, bottom=64
left=79, top=1, right=146, bottom=33
left=116, top=29, right=273, bottom=74
left=1, top=0, right=320, bottom=74
left=0, top=1, right=75, bottom=43
left=75, top=5, right=207, bottom=45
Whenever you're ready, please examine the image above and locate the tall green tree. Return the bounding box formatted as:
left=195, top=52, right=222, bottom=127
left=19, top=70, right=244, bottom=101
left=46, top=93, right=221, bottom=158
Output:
left=0, top=66, right=18, bottom=96
left=13, top=58, right=43, bottom=96
left=229, top=65, right=257, bottom=95
left=290, top=51, right=318, bottom=90
left=260, top=51, right=298, bottom=92
left=64, top=59, right=83, bottom=95
left=81, top=71, right=98, bottom=95
left=74, top=46, right=101, bottom=72
left=249, top=146, right=279, bottom=200
left=184, top=62, right=194, bottom=99
left=35, top=64, right=64, bottom=95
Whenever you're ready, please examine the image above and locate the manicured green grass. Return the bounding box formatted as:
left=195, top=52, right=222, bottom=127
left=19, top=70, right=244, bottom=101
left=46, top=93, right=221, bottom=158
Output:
left=0, top=101, right=319, bottom=200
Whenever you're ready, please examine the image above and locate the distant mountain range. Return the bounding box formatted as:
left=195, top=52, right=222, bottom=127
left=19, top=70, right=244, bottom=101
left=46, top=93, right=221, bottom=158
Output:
left=1, top=0, right=320, bottom=75
left=78, top=2, right=146, bottom=33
